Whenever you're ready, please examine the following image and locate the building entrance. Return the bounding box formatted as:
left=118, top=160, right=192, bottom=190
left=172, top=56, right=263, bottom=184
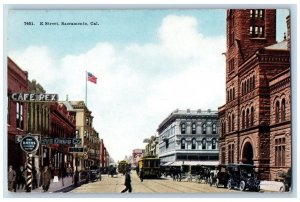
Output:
left=241, top=142, right=254, bottom=165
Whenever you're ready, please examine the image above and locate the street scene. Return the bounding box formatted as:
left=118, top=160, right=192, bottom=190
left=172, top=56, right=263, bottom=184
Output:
left=5, top=8, right=292, bottom=196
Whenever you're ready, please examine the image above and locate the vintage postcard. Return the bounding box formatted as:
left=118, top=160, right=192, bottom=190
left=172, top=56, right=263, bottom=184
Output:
left=5, top=7, right=293, bottom=196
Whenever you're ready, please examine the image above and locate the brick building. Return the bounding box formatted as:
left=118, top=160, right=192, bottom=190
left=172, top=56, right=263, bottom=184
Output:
left=218, top=9, right=291, bottom=180
left=7, top=57, right=29, bottom=169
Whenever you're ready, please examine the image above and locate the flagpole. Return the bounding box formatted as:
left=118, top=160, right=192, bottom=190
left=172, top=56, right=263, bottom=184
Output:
left=85, top=71, right=87, bottom=107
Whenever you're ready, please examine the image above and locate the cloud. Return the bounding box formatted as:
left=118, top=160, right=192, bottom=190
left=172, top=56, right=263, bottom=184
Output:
left=8, top=15, right=226, bottom=161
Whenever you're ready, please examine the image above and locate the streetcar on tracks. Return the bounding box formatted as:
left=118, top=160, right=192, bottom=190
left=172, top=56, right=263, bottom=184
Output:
left=118, top=160, right=130, bottom=175
left=137, top=156, right=161, bottom=178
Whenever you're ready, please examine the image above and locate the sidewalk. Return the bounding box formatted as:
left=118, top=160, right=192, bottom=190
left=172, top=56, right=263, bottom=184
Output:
left=15, top=176, right=74, bottom=193
left=260, top=180, right=285, bottom=192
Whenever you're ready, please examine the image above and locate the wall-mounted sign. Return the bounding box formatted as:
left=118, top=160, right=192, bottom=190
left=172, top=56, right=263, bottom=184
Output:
left=20, top=135, right=39, bottom=153
left=11, top=93, right=58, bottom=102
left=69, top=147, right=86, bottom=153
left=41, top=138, right=82, bottom=145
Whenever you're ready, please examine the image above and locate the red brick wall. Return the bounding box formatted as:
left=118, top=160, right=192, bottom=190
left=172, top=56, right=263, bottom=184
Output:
left=7, top=57, right=29, bottom=168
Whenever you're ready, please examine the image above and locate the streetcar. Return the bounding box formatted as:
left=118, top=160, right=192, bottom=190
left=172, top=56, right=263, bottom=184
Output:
left=118, top=160, right=130, bottom=175
left=137, top=156, right=161, bottom=178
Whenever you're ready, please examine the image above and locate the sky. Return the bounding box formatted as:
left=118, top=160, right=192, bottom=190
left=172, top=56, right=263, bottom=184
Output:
left=7, top=9, right=289, bottom=162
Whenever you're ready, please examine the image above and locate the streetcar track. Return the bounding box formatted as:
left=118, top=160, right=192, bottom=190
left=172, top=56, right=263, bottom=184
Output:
left=149, top=179, right=193, bottom=193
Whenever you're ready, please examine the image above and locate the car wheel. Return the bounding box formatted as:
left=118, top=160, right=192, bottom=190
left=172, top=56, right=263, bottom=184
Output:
left=256, top=185, right=260, bottom=192
left=216, top=178, right=219, bottom=188
left=227, top=180, right=232, bottom=190
left=239, top=181, right=246, bottom=191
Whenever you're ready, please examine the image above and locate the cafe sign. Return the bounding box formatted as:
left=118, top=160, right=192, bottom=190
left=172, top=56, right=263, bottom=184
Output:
left=20, top=135, right=39, bottom=153
left=11, top=93, right=58, bottom=102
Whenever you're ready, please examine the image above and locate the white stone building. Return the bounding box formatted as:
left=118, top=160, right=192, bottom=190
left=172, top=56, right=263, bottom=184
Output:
left=157, top=109, right=219, bottom=165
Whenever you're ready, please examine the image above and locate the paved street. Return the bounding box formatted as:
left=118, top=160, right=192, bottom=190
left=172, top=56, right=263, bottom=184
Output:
left=71, top=172, right=238, bottom=193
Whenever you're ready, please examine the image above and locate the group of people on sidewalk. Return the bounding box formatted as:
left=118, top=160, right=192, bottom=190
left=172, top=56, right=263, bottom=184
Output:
left=8, top=164, right=72, bottom=193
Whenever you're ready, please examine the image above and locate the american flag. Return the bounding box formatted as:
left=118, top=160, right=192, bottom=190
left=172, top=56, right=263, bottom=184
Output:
left=87, top=72, right=97, bottom=84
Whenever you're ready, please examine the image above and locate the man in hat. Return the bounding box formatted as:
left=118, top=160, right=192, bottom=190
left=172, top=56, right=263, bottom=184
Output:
left=8, top=165, right=16, bottom=192
left=121, top=168, right=132, bottom=193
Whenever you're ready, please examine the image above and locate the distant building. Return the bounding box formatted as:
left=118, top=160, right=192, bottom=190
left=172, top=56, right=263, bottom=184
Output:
left=144, top=136, right=159, bottom=157
left=157, top=109, right=219, bottom=166
left=218, top=9, right=291, bottom=180
left=132, top=149, right=144, bottom=167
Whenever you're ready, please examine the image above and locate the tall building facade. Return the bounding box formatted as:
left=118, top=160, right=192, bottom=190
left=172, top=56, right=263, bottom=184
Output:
left=158, top=109, right=219, bottom=165
left=218, top=9, right=291, bottom=180
left=7, top=57, right=29, bottom=169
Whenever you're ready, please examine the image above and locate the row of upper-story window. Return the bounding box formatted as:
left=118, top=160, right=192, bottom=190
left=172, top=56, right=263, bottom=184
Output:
left=227, top=76, right=256, bottom=102
left=220, top=106, right=255, bottom=135
left=228, top=9, right=265, bottom=46
left=220, top=98, right=289, bottom=136
left=180, top=122, right=217, bottom=135
left=180, top=138, right=217, bottom=150
left=227, top=86, right=235, bottom=102
left=250, top=9, right=264, bottom=19
left=275, top=98, right=287, bottom=123
left=241, top=75, right=255, bottom=96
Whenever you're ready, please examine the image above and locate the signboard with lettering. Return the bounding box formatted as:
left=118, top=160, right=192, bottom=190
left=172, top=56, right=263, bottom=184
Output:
left=42, top=138, right=82, bottom=145
left=11, top=93, right=58, bottom=102
left=20, top=135, right=39, bottom=153
left=68, top=147, right=86, bottom=153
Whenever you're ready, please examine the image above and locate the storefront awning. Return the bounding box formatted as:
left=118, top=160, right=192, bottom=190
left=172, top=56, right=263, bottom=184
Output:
left=161, top=162, right=174, bottom=166
left=171, top=161, right=219, bottom=166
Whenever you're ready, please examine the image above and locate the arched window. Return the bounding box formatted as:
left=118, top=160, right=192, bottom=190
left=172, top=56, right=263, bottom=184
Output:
left=246, top=109, right=250, bottom=128
left=212, top=138, right=216, bottom=150
left=192, top=123, right=196, bottom=134
left=252, top=75, right=255, bottom=89
left=202, top=138, right=206, bottom=150
left=228, top=115, right=231, bottom=132
left=242, top=110, right=245, bottom=129
left=241, top=82, right=244, bottom=95
left=233, top=88, right=235, bottom=100
left=202, top=123, right=207, bottom=134
left=227, top=90, right=229, bottom=102
left=247, top=79, right=250, bottom=93
left=251, top=107, right=254, bottom=126
left=181, top=123, right=186, bottom=134
left=281, top=99, right=286, bottom=121
left=231, top=113, right=235, bottom=131
left=181, top=139, right=186, bottom=149
left=212, top=123, right=217, bottom=134
left=192, top=138, right=196, bottom=150
left=275, top=101, right=280, bottom=123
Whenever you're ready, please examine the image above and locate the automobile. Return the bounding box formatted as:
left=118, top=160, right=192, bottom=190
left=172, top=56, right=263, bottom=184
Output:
left=89, top=165, right=101, bottom=181
left=226, top=164, right=260, bottom=192
left=79, top=170, right=90, bottom=184
left=212, top=164, right=230, bottom=188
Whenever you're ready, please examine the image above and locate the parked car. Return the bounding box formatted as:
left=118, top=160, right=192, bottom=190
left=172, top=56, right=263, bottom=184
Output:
left=89, top=165, right=101, bottom=181
left=80, top=170, right=90, bottom=184
left=209, top=165, right=229, bottom=188
left=227, top=164, right=260, bottom=192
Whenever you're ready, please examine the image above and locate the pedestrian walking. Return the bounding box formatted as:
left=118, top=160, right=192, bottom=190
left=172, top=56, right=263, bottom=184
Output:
left=59, top=167, right=66, bottom=186
left=139, top=169, right=144, bottom=182
left=17, top=166, right=26, bottom=190
left=121, top=169, right=132, bottom=193
left=8, top=165, right=16, bottom=192
left=42, top=166, right=51, bottom=192
left=32, top=167, right=37, bottom=189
